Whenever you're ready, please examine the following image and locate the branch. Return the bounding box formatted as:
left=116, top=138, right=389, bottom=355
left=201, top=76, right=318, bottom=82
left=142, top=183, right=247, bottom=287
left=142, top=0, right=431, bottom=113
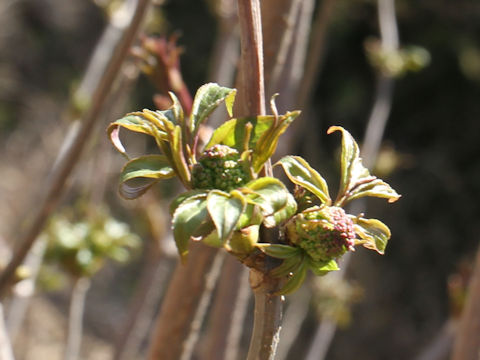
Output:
left=64, top=277, right=91, bottom=360
left=0, top=0, right=152, bottom=298
left=237, top=1, right=284, bottom=359
left=146, top=243, right=222, bottom=360
left=451, top=245, right=480, bottom=360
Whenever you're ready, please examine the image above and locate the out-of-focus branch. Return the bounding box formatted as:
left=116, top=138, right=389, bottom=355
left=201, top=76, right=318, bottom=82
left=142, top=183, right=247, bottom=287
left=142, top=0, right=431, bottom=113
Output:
left=64, top=277, right=91, bottom=360
left=147, top=243, right=221, bottom=360
left=0, top=0, right=152, bottom=299
left=262, top=0, right=302, bottom=98
left=451, top=245, right=480, bottom=360
left=199, top=258, right=249, bottom=360
left=296, top=0, right=336, bottom=112
left=0, top=304, right=14, bottom=360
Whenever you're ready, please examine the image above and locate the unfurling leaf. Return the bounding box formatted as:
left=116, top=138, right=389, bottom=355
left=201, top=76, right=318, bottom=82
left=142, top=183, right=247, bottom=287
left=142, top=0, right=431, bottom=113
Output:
left=252, top=111, right=300, bottom=173
left=107, top=114, right=167, bottom=157
left=257, top=244, right=301, bottom=259
left=119, top=155, right=175, bottom=199
left=270, top=256, right=303, bottom=277
left=205, top=116, right=275, bottom=152
left=276, top=156, right=331, bottom=205
left=265, top=192, right=297, bottom=227
left=172, top=194, right=209, bottom=261
left=242, top=177, right=289, bottom=225
left=189, top=83, right=236, bottom=137
left=275, top=258, right=308, bottom=295
left=327, top=126, right=400, bottom=205
left=307, top=258, right=339, bottom=276
left=207, top=190, right=246, bottom=242
left=353, top=216, right=391, bottom=254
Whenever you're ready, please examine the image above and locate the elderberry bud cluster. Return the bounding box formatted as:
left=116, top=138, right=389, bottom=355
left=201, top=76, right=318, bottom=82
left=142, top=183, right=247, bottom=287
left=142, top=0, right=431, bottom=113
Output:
left=191, top=145, right=250, bottom=192
left=285, top=206, right=356, bottom=263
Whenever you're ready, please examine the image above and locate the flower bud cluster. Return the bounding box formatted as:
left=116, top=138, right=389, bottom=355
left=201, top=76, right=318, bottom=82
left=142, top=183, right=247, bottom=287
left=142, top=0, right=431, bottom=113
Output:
left=192, top=145, right=250, bottom=192
left=286, top=206, right=356, bottom=262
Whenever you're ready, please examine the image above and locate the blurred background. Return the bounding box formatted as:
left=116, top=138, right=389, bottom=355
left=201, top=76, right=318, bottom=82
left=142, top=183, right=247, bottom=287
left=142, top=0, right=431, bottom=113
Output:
left=0, top=0, right=479, bottom=359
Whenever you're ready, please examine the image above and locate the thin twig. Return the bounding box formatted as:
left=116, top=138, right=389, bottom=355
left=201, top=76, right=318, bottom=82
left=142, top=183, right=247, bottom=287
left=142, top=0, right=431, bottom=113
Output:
left=64, top=277, right=91, bottom=360
left=0, top=0, right=152, bottom=299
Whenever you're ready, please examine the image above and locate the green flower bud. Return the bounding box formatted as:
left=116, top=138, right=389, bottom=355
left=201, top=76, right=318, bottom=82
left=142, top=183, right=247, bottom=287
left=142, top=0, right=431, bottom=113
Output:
left=192, top=145, right=251, bottom=192
left=285, top=206, right=356, bottom=262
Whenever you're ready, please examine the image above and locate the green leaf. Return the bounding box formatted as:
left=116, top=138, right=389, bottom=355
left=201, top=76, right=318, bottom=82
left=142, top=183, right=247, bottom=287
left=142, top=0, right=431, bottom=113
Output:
left=242, top=177, right=289, bottom=222
left=172, top=194, right=209, bottom=261
left=207, top=190, right=246, bottom=242
left=107, top=114, right=167, bottom=157
left=265, top=192, right=297, bottom=228
left=205, top=116, right=275, bottom=152
left=353, top=216, right=391, bottom=254
left=327, top=126, right=400, bottom=205
left=252, top=111, right=300, bottom=173
left=119, top=155, right=175, bottom=199
left=307, top=258, right=339, bottom=276
left=190, top=83, right=236, bottom=136
left=170, top=190, right=209, bottom=216
left=270, top=255, right=303, bottom=277
left=346, top=178, right=401, bottom=203
left=275, top=258, right=308, bottom=295
left=276, top=156, right=331, bottom=205
left=236, top=203, right=264, bottom=229
left=256, top=244, right=301, bottom=259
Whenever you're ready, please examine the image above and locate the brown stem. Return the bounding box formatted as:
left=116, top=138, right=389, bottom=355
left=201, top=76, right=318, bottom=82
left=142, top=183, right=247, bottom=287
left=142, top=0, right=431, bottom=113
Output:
left=237, top=1, right=284, bottom=359
left=200, top=257, right=250, bottom=360
left=0, top=0, right=152, bottom=299
left=146, top=243, right=221, bottom=360
left=246, top=269, right=284, bottom=360
left=451, top=245, right=480, bottom=360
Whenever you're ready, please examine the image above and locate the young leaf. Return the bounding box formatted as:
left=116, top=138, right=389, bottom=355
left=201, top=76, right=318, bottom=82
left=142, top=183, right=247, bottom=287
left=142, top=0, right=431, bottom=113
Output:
left=172, top=194, right=209, bottom=261
left=353, top=217, right=392, bottom=254
left=189, top=83, right=237, bottom=136
left=207, top=190, right=246, bottom=242
left=346, top=178, right=401, bottom=203
left=256, top=244, right=301, bottom=259
left=205, top=116, right=275, bottom=152
left=270, top=255, right=303, bottom=277
left=107, top=114, right=167, bottom=157
left=264, top=192, right=297, bottom=228
left=242, top=177, right=289, bottom=219
left=327, top=126, right=400, bottom=205
left=119, top=155, right=175, bottom=199
left=275, top=258, right=308, bottom=295
left=170, top=190, right=209, bottom=216
left=307, top=258, right=339, bottom=276
left=276, top=155, right=331, bottom=205
left=252, top=111, right=300, bottom=173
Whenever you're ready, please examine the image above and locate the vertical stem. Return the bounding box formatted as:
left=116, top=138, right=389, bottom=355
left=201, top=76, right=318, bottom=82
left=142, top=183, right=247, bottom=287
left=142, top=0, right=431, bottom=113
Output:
left=64, top=277, right=91, bottom=360
left=237, top=0, right=266, bottom=116
left=237, top=1, right=283, bottom=359
left=246, top=270, right=283, bottom=360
